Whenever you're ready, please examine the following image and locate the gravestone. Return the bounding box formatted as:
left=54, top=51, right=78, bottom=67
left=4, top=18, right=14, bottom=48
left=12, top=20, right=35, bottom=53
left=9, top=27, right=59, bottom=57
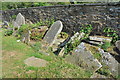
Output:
left=65, top=42, right=102, bottom=72
left=15, top=13, right=25, bottom=27
left=98, top=48, right=119, bottom=77
left=43, top=20, right=63, bottom=46
left=24, top=56, right=48, bottom=67
left=85, top=43, right=119, bottom=77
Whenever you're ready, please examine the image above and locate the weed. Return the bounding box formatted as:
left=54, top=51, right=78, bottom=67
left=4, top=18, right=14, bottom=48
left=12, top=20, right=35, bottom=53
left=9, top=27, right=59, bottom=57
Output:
left=101, top=41, right=111, bottom=51
left=103, top=27, right=119, bottom=43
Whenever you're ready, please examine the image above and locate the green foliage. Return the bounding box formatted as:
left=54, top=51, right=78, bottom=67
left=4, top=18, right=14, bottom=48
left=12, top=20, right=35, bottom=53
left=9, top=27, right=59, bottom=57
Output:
left=97, top=68, right=111, bottom=76
left=64, top=39, right=80, bottom=54
left=103, top=27, right=119, bottom=43
left=93, top=53, right=101, bottom=61
left=31, top=42, right=41, bottom=52
left=80, top=24, right=93, bottom=39
left=4, top=29, right=13, bottom=36
left=39, top=18, right=55, bottom=27
left=11, top=15, right=17, bottom=19
left=101, top=41, right=111, bottom=51
left=58, top=32, right=69, bottom=39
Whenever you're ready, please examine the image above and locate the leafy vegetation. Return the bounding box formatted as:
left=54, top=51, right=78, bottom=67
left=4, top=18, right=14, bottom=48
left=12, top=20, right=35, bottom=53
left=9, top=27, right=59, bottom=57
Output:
left=80, top=24, right=93, bottom=40
left=103, top=27, right=119, bottom=43
left=64, top=24, right=93, bottom=54
left=101, top=41, right=111, bottom=51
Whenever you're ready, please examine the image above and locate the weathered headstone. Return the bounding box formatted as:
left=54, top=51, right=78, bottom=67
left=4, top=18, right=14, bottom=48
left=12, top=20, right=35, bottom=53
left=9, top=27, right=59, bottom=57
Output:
left=85, top=43, right=119, bottom=77
left=15, top=13, right=25, bottom=27
left=43, top=20, right=63, bottom=46
left=115, top=40, right=120, bottom=51
left=65, top=42, right=102, bottom=72
left=98, top=48, right=119, bottom=77
left=24, top=56, right=48, bottom=67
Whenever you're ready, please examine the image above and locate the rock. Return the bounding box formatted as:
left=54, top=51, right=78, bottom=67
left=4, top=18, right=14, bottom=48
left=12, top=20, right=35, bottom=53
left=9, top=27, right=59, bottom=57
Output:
left=85, top=43, right=119, bottom=77
left=21, top=30, right=31, bottom=44
left=15, top=13, right=25, bottom=27
left=65, top=42, right=102, bottom=72
left=89, top=36, right=112, bottom=42
left=98, top=48, right=119, bottom=77
left=90, top=73, right=106, bottom=78
left=24, top=56, right=48, bottom=67
left=43, top=20, right=63, bottom=46
left=115, top=40, right=120, bottom=51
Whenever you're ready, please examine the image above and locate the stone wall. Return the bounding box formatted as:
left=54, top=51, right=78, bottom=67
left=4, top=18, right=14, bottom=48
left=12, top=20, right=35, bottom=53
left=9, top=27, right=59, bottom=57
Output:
left=2, top=3, right=120, bottom=35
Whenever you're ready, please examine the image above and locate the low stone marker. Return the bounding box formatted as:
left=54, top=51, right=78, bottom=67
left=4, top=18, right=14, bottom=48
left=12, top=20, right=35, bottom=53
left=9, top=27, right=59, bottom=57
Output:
left=24, top=56, right=48, bottom=67
left=89, top=36, right=112, bottom=42
left=43, top=20, right=63, bottom=46
left=65, top=42, right=102, bottom=72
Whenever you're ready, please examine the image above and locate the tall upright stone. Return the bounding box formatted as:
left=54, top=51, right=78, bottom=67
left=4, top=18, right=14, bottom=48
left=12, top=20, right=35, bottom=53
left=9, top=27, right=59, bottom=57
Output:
left=43, top=21, right=63, bottom=46
left=15, top=13, right=25, bottom=27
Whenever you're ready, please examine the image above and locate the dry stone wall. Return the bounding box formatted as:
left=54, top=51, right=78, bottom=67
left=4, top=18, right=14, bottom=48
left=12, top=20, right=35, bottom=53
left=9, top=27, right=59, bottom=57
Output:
left=2, top=3, right=120, bottom=35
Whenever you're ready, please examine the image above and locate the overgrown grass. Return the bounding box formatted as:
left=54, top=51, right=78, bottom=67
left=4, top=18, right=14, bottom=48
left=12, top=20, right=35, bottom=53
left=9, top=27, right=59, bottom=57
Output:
left=2, top=30, right=92, bottom=78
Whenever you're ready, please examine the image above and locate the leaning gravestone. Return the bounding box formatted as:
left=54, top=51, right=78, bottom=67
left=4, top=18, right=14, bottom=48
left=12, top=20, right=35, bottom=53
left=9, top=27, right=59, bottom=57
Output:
left=98, top=48, right=119, bottom=77
left=43, top=20, right=63, bottom=46
left=65, top=42, right=102, bottom=72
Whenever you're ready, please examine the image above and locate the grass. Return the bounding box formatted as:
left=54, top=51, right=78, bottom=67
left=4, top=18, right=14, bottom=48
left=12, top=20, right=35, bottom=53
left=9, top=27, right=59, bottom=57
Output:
left=1, top=29, right=92, bottom=78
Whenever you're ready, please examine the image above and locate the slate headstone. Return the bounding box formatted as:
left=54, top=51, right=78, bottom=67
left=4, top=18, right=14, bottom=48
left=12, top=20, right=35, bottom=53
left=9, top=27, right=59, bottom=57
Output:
left=98, top=48, right=119, bottom=76
left=65, top=42, right=102, bottom=72
left=43, top=20, right=63, bottom=46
